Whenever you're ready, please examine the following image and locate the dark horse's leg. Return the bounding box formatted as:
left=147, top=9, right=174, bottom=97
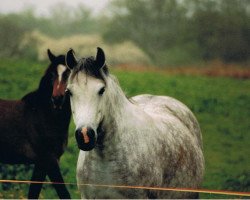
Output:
left=46, top=158, right=71, bottom=199
left=28, top=163, right=46, bottom=199
left=28, top=159, right=71, bottom=199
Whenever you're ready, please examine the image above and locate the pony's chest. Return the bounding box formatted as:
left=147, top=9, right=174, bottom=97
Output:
left=77, top=150, right=137, bottom=199
left=77, top=148, right=127, bottom=182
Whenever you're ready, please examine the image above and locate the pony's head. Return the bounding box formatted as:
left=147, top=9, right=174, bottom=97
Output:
left=66, top=47, right=109, bottom=151
left=45, top=49, right=70, bottom=109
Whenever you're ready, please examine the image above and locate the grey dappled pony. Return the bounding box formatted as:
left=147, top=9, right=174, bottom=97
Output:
left=65, top=47, right=204, bottom=199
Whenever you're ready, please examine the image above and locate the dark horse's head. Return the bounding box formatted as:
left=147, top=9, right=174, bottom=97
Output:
left=38, top=49, right=70, bottom=109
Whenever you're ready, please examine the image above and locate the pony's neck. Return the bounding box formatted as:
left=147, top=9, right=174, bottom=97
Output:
left=102, top=75, right=141, bottom=134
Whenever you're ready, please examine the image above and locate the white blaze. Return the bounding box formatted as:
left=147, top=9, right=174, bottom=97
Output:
left=57, top=64, right=67, bottom=88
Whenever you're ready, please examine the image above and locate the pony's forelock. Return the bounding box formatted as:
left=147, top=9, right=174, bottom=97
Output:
left=70, top=57, right=108, bottom=84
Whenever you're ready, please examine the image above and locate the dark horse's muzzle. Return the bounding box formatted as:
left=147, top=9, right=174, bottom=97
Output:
left=51, top=95, right=65, bottom=109
left=75, top=127, right=96, bottom=151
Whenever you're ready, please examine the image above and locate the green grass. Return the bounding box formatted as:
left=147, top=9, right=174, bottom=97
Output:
left=0, top=59, right=249, bottom=198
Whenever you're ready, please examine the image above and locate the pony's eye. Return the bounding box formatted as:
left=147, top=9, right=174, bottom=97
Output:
left=98, top=87, right=105, bottom=96
left=65, top=89, right=72, bottom=96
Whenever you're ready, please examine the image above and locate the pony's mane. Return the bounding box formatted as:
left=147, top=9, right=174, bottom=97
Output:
left=103, top=74, right=135, bottom=106
left=70, top=57, right=108, bottom=81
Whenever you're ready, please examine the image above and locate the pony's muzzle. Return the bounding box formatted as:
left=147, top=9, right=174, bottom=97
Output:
left=75, top=127, right=96, bottom=151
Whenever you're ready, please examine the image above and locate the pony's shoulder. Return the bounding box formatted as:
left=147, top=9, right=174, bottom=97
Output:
left=131, top=94, right=185, bottom=108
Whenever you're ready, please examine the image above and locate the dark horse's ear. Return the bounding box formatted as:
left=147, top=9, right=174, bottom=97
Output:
left=47, top=49, right=56, bottom=62
left=66, top=49, right=78, bottom=70
left=95, top=47, right=105, bottom=70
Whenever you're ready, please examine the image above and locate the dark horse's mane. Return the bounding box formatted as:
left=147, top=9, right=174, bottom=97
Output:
left=0, top=52, right=71, bottom=199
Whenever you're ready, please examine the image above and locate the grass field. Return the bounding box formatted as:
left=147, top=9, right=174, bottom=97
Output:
left=0, top=58, right=249, bottom=198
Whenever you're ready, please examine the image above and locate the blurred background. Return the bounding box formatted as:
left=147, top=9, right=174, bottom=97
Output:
left=0, top=0, right=250, bottom=198
left=0, top=0, right=249, bottom=66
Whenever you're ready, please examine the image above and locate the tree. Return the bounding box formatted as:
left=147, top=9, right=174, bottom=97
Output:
left=103, top=0, right=191, bottom=65
left=47, top=3, right=101, bottom=37
left=103, top=0, right=250, bottom=65
left=190, top=0, right=250, bottom=62
left=0, top=15, right=28, bottom=57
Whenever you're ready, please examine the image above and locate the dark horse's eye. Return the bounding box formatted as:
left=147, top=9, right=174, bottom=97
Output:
left=65, top=89, right=72, bottom=97
left=98, top=87, right=105, bottom=96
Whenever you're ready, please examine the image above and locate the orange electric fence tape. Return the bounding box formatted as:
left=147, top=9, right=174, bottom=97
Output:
left=0, top=179, right=250, bottom=197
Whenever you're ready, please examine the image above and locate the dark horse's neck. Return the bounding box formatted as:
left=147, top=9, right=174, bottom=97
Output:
left=21, top=73, right=71, bottom=149
left=22, top=73, right=71, bottom=115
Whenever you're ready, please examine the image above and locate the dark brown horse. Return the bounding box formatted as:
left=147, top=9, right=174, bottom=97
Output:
left=0, top=50, right=71, bottom=199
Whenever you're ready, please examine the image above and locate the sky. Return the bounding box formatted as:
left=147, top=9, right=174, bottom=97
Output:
left=0, top=0, right=110, bottom=16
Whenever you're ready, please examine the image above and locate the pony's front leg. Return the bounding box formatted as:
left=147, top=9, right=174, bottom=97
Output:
left=28, top=163, right=46, bottom=199
left=46, top=158, right=71, bottom=199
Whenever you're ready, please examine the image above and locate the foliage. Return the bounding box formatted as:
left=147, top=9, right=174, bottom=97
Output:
left=0, top=3, right=103, bottom=61
left=0, top=58, right=250, bottom=198
left=188, top=0, right=250, bottom=62
left=0, top=15, right=28, bottom=58
left=0, top=3, right=151, bottom=65
left=0, top=3, right=101, bottom=38
left=22, top=31, right=151, bottom=65
left=44, top=3, right=102, bottom=37
left=1, top=0, right=249, bottom=65
left=103, top=0, right=250, bottom=65
left=0, top=11, right=39, bottom=60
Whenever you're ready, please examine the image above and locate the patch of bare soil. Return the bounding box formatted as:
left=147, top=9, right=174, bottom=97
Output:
left=115, top=61, right=250, bottom=79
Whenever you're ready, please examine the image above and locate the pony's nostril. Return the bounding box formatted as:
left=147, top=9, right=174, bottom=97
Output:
left=86, top=127, right=95, bottom=138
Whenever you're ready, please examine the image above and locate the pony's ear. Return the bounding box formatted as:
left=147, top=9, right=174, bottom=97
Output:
left=47, top=49, right=56, bottom=62
left=66, top=49, right=78, bottom=70
left=95, top=47, right=105, bottom=70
